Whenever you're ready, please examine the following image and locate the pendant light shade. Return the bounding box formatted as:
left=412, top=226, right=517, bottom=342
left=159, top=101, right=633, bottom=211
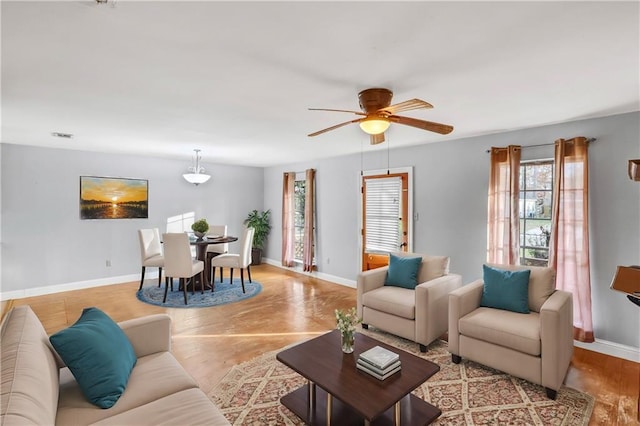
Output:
left=183, top=149, right=211, bottom=185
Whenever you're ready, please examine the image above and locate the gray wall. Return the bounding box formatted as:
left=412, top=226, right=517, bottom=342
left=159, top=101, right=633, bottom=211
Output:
left=1, top=144, right=263, bottom=293
left=263, top=112, right=640, bottom=349
left=1, top=112, right=638, bottom=349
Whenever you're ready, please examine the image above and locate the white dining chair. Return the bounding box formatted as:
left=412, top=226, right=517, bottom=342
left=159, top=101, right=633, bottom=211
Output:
left=166, top=214, right=196, bottom=258
left=210, top=227, right=255, bottom=293
left=206, top=224, right=229, bottom=281
left=138, top=228, right=164, bottom=290
left=162, top=232, right=205, bottom=305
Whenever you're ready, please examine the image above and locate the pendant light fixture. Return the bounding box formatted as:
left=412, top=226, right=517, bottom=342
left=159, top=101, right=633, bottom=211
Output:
left=183, top=149, right=211, bottom=186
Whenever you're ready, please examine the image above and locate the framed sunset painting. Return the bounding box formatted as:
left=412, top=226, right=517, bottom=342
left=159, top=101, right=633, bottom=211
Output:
left=80, top=176, right=148, bottom=220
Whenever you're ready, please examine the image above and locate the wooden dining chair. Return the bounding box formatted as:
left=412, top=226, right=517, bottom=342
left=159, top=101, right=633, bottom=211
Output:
left=210, top=227, right=255, bottom=293
left=162, top=232, right=205, bottom=305
left=137, top=228, right=164, bottom=290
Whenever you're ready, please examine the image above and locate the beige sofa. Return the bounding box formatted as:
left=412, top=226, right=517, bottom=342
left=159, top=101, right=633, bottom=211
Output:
left=448, top=264, right=574, bottom=399
left=357, top=253, right=462, bottom=352
left=1, top=305, right=230, bottom=425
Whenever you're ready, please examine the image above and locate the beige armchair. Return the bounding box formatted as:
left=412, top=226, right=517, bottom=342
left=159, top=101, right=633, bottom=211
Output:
left=448, top=264, right=573, bottom=399
left=357, top=253, right=462, bottom=352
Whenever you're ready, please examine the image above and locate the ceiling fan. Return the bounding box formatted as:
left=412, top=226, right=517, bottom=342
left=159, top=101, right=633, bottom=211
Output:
left=308, top=88, right=454, bottom=145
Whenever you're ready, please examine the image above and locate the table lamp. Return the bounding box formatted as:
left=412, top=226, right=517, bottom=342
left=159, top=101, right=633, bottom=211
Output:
left=610, top=265, right=640, bottom=307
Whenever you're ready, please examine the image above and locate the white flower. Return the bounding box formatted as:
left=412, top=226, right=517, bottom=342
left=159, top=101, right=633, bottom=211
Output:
left=335, top=307, right=361, bottom=334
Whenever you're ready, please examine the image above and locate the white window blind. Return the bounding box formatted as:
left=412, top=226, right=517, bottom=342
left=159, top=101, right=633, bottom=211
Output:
left=365, top=176, right=401, bottom=253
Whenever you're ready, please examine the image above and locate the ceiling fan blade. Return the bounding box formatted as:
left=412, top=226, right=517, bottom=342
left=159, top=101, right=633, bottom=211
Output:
left=370, top=133, right=385, bottom=145
left=308, top=118, right=363, bottom=137
left=379, top=99, right=433, bottom=115
left=389, top=115, right=454, bottom=135
left=309, top=108, right=366, bottom=116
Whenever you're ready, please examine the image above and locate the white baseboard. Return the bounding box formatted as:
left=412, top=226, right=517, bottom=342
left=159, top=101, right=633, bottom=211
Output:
left=262, top=257, right=356, bottom=288
left=4, top=266, right=638, bottom=364
left=574, top=338, right=640, bottom=363
left=0, top=272, right=147, bottom=301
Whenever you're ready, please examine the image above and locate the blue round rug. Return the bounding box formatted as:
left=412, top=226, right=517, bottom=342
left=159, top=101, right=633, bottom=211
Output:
left=136, top=278, right=262, bottom=308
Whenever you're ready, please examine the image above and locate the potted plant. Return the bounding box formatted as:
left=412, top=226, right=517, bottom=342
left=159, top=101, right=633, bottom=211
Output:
left=191, top=218, right=209, bottom=240
left=244, top=209, right=271, bottom=265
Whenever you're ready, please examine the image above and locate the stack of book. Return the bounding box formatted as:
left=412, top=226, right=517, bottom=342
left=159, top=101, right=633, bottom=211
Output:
left=356, top=345, right=401, bottom=380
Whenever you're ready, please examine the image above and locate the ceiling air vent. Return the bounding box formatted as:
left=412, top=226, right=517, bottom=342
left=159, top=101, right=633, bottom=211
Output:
left=51, top=132, right=73, bottom=139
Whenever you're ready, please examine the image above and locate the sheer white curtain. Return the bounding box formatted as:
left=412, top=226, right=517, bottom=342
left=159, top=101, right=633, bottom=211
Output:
left=549, top=137, right=594, bottom=342
left=486, top=145, right=521, bottom=264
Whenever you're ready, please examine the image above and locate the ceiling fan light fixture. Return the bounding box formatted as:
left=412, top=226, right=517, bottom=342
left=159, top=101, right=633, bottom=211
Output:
left=359, top=116, right=391, bottom=135
left=183, top=149, right=211, bottom=186
left=308, top=88, right=453, bottom=138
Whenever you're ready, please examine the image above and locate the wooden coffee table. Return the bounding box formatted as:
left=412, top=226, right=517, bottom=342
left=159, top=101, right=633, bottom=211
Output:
left=276, top=330, right=441, bottom=425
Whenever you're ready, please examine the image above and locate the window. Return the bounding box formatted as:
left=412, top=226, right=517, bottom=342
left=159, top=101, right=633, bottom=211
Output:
left=360, top=169, right=412, bottom=271
left=282, top=169, right=316, bottom=269
left=519, top=161, right=553, bottom=266
left=294, top=179, right=305, bottom=261
left=364, top=176, right=403, bottom=253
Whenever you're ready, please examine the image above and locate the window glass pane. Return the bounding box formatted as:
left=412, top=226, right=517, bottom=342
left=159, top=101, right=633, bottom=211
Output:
left=532, top=164, right=553, bottom=189
left=294, top=230, right=304, bottom=260
left=523, top=222, right=550, bottom=247
left=294, top=180, right=305, bottom=260
left=533, top=191, right=552, bottom=219
left=519, top=161, right=553, bottom=267
left=365, top=177, right=401, bottom=253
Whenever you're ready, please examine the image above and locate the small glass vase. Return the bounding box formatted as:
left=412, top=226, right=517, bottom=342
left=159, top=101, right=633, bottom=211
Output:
left=341, top=330, right=355, bottom=354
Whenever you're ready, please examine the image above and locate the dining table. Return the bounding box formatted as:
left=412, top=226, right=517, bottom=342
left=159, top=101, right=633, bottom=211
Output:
left=184, top=235, right=238, bottom=291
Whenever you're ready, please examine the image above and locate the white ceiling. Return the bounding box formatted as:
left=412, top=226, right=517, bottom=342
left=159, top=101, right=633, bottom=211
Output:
left=2, top=1, right=639, bottom=167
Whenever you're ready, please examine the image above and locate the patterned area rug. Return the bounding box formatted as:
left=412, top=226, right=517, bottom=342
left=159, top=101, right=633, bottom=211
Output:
left=209, top=328, right=594, bottom=425
left=136, top=278, right=261, bottom=308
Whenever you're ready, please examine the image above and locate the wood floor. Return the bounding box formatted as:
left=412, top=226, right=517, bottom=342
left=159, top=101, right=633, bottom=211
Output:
left=3, top=264, right=638, bottom=425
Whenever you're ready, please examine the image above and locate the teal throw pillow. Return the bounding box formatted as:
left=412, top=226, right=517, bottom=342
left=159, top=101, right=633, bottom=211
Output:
left=480, top=265, right=531, bottom=314
left=49, top=307, right=137, bottom=409
left=384, top=254, right=422, bottom=289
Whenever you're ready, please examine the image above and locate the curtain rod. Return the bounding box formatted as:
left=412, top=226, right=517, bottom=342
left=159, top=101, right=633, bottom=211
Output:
left=286, top=170, right=315, bottom=175
left=485, top=137, right=597, bottom=153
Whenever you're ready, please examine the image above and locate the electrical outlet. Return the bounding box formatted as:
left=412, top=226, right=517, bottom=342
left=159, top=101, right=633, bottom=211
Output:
left=106, top=260, right=111, bottom=267
left=327, top=257, right=330, bottom=264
